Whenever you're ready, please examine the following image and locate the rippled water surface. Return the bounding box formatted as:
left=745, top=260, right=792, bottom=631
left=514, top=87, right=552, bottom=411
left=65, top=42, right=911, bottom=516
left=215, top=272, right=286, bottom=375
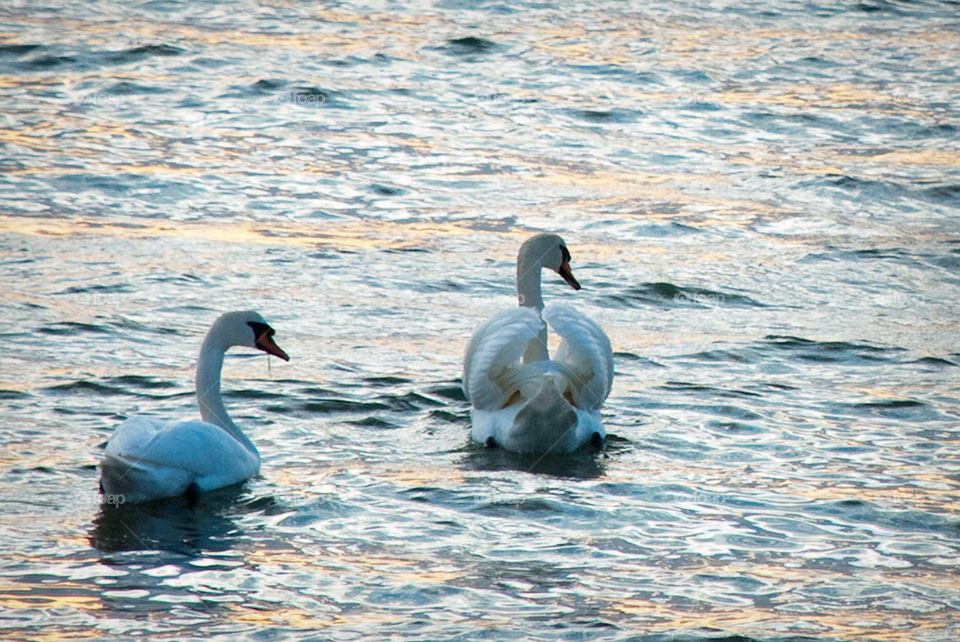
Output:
left=2, top=1, right=959, bottom=639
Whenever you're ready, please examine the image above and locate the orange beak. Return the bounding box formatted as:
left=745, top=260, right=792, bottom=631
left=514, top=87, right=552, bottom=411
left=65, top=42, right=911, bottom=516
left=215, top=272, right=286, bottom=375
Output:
left=255, top=331, right=290, bottom=361
left=557, top=259, right=581, bottom=290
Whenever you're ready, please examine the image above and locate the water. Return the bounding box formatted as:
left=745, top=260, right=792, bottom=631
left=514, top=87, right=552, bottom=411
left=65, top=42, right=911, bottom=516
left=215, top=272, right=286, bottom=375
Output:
left=2, top=1, right=959, bottom=639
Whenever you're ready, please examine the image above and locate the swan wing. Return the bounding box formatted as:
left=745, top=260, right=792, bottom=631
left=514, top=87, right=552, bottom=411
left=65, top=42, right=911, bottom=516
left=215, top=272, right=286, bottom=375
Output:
left=463, top=306, right=544, bottom=410
left=102, top=417, right=258, bottom=500
left=103, top=415, right=169, bottom=458
left=543, top=304, right=613, bottom=410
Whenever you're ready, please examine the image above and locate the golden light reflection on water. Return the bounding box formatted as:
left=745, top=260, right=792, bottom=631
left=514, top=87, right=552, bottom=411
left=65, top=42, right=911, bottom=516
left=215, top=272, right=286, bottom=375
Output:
left=0, top=212, right=724, bottom=276
left=4, top=17, right=362, bottom=53
left=227, top=605, right=350, bottom=629
left=3, top=7, right=955, bottom=206
left=787, top=480, right=960, bottom=514
left=863, top=149, right=960, bottom=166
left=0, top=215, right=479, bottom=250
left=0, top=455, right=953, bottom=641
left=607, top=597, right=952, bottom=640
left=596, top=456, right=960, bottom=518
left=0, top=574, right=103, bottom=614
left=1, top=556, right=954, bottom=640
left=3, top=5, right=959, bottom=640
left=243, top=542, right=465, bottom=589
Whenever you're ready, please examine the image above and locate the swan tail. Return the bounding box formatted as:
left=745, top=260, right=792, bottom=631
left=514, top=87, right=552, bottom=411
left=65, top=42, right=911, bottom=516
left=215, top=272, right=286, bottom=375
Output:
left=99, top=452, right=193, bottom=504
left=505, top=378, right=580, bottom=453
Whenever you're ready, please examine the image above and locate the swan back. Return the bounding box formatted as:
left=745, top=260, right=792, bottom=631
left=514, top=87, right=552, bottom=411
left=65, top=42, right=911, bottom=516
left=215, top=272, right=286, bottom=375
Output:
left=102, top=417, right=260, bottom=503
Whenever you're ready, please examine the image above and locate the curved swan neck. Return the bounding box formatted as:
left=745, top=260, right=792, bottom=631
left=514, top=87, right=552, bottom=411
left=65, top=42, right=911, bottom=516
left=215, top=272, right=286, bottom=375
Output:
left=196, top=331, right=258, bottom=456
left=517, top=244, right=549, bottom=362
left=517, top=250, right=544, bottom=311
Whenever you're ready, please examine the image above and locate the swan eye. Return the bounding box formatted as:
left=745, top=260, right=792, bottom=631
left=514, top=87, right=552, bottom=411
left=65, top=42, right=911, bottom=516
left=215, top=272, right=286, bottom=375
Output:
left=247, top=321, right=274, bottom=341
left=560, top=245, right=571, bottom=264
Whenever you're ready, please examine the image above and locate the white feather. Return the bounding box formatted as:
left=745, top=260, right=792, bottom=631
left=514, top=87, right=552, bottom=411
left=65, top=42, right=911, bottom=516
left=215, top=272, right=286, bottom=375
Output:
left=462, top=306, right=543, bottom=410
left=102, top=417, right=259, bottom=504
left=99, top=310, right=286, bottom=503
left=462, top=234, right=614, bottom=454
left=543, top=304, right=613, bottom=410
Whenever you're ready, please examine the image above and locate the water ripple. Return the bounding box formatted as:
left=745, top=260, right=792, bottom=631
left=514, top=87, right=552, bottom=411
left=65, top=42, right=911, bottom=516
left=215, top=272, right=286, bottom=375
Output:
left=0, top=0, right=958, bottom=639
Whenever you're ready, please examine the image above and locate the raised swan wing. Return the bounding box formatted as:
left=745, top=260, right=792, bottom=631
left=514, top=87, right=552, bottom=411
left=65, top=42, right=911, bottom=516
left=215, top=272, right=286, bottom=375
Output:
left=462, top=306, right=544, bottom=410
left=542, top=304, right=613, bottom=410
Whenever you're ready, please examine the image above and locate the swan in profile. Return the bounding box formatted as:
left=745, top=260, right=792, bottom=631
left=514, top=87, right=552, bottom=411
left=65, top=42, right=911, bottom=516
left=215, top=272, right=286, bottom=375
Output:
left=100, top=311, right=289, bottom=503
left=462, top=233, right=613, bottom=454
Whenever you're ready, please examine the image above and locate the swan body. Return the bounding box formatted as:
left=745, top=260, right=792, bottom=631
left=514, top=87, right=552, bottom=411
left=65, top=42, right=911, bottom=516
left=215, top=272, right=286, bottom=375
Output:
left=463, top=234, right=613, bottom=453
left=100, top=311, right=289, bottom=503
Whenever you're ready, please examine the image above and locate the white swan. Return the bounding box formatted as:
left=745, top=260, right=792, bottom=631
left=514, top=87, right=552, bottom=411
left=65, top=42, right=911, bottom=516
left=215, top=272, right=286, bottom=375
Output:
left=463, top=233, right=613, bottom=453
left=99, top=310, right=289, bottom=503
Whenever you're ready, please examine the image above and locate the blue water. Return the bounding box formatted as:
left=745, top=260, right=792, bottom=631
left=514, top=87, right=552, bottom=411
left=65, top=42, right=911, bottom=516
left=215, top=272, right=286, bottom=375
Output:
left=1, top=1, right=959, bottom=639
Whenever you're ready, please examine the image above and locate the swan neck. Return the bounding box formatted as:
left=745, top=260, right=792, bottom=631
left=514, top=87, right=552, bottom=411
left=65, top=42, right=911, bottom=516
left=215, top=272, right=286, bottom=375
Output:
left=196, top=332, right=258, bottom=455
left=523, top=323, right=549, bottom=363
left=517, top=249, right=548, bottom=362
left=516, top=252, right=544, bottom=310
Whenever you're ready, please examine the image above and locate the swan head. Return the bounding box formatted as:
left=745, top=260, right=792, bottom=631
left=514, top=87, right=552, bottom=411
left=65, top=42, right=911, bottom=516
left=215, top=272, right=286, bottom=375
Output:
left=212, top=310, right=290, bottom=361
left=519, top=233, right=581, bottom=291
